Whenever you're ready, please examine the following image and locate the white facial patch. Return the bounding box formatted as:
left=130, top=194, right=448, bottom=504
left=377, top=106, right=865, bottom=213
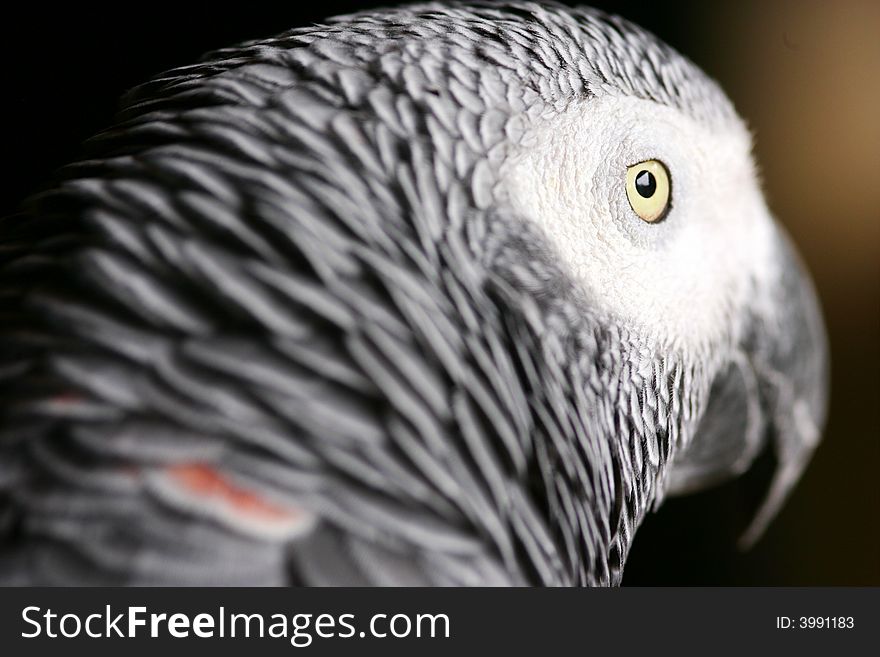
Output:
left=498, top=93, right=778, bottom=353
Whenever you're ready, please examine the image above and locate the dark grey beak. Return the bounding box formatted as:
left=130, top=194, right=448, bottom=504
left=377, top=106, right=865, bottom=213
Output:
left=666, top=225, right=829, bottom=547
left=736, top=228, right=829, bottom=547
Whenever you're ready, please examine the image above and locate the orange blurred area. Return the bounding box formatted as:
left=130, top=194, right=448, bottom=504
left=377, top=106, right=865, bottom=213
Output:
left=709, top=0, right=880, bottom=278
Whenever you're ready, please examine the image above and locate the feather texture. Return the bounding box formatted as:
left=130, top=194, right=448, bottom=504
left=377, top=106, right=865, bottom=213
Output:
left=0, top=2, right=809, bottom=586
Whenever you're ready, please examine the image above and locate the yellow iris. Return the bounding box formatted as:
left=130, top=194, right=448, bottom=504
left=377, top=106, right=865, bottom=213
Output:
left=625, top=160, right=671, bottom=223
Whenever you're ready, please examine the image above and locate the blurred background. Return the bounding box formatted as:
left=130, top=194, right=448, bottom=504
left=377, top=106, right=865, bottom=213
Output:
left=1, top=0, right=876, bottom=584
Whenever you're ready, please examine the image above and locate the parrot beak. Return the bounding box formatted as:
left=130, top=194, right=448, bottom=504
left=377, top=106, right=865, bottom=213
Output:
left=735, top=226, right=829, bottom=548
left=664, top=224, right=829, bottom=548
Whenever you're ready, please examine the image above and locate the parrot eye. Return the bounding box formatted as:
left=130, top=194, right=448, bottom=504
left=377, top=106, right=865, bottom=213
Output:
left=625, top=159, right=671, bottom=223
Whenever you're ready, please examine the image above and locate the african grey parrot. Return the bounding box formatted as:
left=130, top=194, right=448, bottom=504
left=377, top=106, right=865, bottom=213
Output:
left=0, top=1, right=827, bottom=586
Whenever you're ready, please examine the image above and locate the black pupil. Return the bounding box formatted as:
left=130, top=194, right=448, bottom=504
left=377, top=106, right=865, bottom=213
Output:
left=635, top=170, right=656, bottom=198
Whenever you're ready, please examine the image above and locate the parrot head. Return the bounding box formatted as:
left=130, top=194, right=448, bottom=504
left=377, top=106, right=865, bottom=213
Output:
left=496, top=5, right=829, bottom=546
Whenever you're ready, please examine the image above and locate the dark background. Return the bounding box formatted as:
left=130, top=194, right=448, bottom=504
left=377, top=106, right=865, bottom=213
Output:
left=1, top=1, right=877, bottom=585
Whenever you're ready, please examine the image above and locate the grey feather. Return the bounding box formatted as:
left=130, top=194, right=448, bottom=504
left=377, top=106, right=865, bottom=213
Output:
left=0, top=1, right=827, bottom=586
